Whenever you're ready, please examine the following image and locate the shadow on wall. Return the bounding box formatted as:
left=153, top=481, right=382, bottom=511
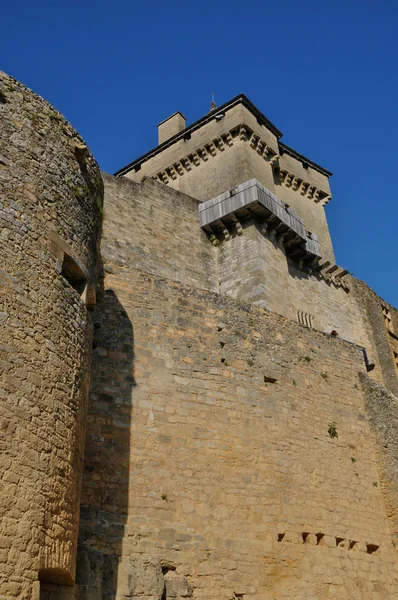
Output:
left=75, top=289, right=135, bottom=600
left=287, top=261, right=311, bottom=281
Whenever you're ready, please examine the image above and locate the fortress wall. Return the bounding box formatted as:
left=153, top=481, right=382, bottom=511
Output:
left=125, top=160, right=335, bottom=266
left=359, top=375, right=398, bottom=547
left=80, top=267, right=398, bottom=600
left=102, top=174, right=217, bottom=292
left=0, top=72, right=102, bottom=596
left=352, top=280, right=398, bottom=396
left=102, top=175, right=386, bottom=386
left=217, top=224, right=382, bottom=377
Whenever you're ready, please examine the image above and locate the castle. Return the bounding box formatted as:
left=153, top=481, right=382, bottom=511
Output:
left=1, top=70, right=398, bottom=600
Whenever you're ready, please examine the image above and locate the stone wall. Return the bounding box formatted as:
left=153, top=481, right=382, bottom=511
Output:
left=0, top=71, right=102, bottom=597
left=80, top=267, right=398, bottom=599
left=2, top=72, right=397, bottom=600
left=360, top=375, right=398, bottom=547
left=101, top=174, right=216, bottom=292
left=100, top=176, right=384, bottom=386
left=122, top=104, right=280, bottom=196
left=352, top=280, right=398, bottom=396
left=218, top=223, right=376, bottom=360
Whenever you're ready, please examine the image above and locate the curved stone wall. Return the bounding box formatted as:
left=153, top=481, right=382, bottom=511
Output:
left=0, top=71, right=103, bottom=596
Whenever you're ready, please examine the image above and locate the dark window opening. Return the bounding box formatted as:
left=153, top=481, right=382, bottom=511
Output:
left=381, top=304, right=393, bottom=333
left=38, top=567, right=73, bottom=587
left=61, top=253, right=86, bottom=296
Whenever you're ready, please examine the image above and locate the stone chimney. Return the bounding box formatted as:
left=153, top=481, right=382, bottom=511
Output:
left=158, top=112, right=186, bottom=145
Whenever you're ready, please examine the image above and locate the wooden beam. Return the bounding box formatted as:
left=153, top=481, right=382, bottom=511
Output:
left=316, top=261, right=330, bottom=272
left=325, top=265, right=339, bottom=275
left=307, top=256, right=320, bottom=267
left=284, top=237, right=300, bottom=248
left=289, top=249, right=305, bottom=258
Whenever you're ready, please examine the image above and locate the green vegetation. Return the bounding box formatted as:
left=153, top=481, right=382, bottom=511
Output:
left=48, top=110, right=62, bottom=122
left=328, top=422, right=338, bottom=439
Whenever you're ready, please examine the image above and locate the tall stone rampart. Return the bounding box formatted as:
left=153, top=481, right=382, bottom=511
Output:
left=80, top=266, right=398, bottom=599
left=353, top=280, right=398, bottom=397
left=101, top=174, right=217, bottom=292
left=99, top=176, right=385, bottom=386
left=75, top=174, right=398, bottom=598
left=0, top=72, right=103, bottom=597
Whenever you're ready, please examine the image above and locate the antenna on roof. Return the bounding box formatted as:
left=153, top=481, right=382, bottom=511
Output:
left=209, top=93, right=217, bottom=112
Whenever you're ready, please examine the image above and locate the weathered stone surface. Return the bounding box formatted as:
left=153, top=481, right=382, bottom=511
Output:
left=360, top=374, right=398, bottom=546
left=0, top=70, right=102, bottom=597
left=1, top=72, right=398, bottom=600
left=75, top=544, right=104, bottom=600
left=164, top=571, right=192, bottom=598
left=117, top=557, right=164, bottom=599
left=101, top=173, right=390, bottom=387
left=80, top=265, right=398, bottom=599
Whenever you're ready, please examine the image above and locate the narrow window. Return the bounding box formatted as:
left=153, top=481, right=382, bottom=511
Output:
left=61, top=252, right=86, bottom=296
left=381, top=304, right=393, bottom=333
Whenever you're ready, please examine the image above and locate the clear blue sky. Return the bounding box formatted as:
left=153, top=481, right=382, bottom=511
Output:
left=2, top=0, right=397, bottom=305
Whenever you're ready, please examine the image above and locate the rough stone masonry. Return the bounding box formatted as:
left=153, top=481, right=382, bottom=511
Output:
left=1, top=72, right=398, bottom=600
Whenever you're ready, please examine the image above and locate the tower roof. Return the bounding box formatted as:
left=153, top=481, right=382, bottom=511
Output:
left=115, top=94, right=332, bottom=179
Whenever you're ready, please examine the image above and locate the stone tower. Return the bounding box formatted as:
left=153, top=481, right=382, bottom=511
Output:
left=0, top=72, right=103, bottom=598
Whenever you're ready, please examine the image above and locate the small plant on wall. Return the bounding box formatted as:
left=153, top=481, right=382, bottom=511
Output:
left=328, top=422, right=338, bottom=439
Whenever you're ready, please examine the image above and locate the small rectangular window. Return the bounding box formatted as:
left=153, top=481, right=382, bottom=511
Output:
left=381, top=304, right=393, bottom=333
left=61, top=252, right=86, bottom=295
